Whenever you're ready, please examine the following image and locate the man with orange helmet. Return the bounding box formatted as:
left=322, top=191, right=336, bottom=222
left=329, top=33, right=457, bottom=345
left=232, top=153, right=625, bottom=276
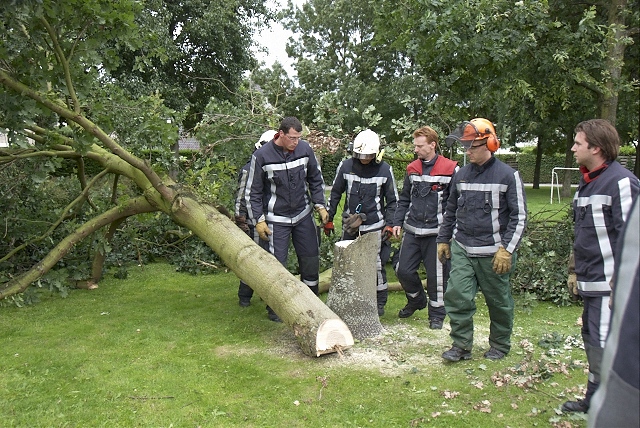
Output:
left=437, top=118, right=527, bottom=361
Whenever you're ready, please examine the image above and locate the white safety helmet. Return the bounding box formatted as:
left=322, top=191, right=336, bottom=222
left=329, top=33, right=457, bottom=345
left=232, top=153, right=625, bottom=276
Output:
left=352, top=129, right=380, bottom=160
left=255, top=130, right=276, bottom=150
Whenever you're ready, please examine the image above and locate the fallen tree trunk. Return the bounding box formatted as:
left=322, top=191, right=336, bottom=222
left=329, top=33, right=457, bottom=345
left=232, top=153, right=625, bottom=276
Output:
left=151, top=192, right=355, bottom=357
left=326, top=233, right=384, bottom=340
left=0, top=68, right=355, bottom=358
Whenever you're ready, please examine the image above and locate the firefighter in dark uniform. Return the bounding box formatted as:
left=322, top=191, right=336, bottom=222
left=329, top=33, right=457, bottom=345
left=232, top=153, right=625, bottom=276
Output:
left=324, top=129, right=398, bottom=316
left=392, top=126, right=459, bottom=329
left=245, top=117, right=328, bottom=322
left=235, top=130, right=277, bottom=307
left=437, top=118, right=527, bottom=362
left=561, top=119, right=639, bottom=414
left=588, top=198, right=639, bottom=427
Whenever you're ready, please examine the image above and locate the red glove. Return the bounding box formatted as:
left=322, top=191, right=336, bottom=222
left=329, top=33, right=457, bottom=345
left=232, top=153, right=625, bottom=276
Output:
left=382, top=226, right=394, bottom=241
left=323, top=222, right=334, bottom=236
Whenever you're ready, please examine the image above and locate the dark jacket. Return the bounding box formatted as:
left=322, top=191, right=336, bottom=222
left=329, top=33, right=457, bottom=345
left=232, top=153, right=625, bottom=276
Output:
left=437, top=156, right=527, bottom=256
left=572, top=160, right=639, bottom=296
left=328, top=158, right=398, bottom=232
left=246, top=139, right=326, bottom=225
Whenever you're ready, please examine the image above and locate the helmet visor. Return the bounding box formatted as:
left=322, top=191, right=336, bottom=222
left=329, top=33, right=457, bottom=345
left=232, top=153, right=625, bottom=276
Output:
left=353, top=152, right=376, bottom=160
left=445, top=121, right=483, bottom=149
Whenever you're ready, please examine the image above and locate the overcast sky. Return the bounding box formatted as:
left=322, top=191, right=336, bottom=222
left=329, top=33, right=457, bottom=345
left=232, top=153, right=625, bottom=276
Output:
left=252, top=0, right=304, bottom=77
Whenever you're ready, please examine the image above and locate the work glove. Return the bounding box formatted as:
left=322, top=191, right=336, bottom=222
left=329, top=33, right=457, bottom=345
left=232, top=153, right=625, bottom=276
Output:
left=567, top=273, right=578, bottom=297
left=323, top=221, right=334, bottom=236
left=437, top=243, right=451, bottom=264
left=234, top=215, right=250, bottom=234
left=256, top=221, right=272, bottom=241
left=492, top=246, right=512, bottom=274
left=381, top=226, right=394, bottom=242
left=343, top=212, right=367, bottom=236
left=315, top=206, right=329, bottom=225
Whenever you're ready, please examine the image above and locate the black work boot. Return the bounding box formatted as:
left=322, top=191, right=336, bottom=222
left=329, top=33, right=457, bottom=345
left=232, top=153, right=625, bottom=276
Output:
left=376, top=289, right=388, bottom=316
left=308, top=285, right=319, bottom=296
left=238, top=281, right=253, bottom=307
left=429, top=319, right=444, bottom=329
left=561, top=399, right=589, bottom=413
left=483, top=347, right=507, bottom=360
left=398, top=294, right=428, bottom=318
left=442, top=346, right=472, bottom=362
left=266, top=306, right=282, bottom=323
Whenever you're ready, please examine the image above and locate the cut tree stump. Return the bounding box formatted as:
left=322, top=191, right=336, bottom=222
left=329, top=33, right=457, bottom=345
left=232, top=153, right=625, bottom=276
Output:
left=326, top=233, right=384, bottom=340
left=319, top=268, right=403, bottom=294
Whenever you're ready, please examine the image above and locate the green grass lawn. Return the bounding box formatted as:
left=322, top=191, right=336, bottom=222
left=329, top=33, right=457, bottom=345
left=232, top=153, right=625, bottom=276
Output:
left=1, top=263, right=589, bottom=427
left=524, top=186, right=572, bottom=221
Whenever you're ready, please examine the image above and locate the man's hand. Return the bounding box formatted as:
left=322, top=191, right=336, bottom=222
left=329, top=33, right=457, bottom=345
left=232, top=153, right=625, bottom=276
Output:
left=323, top=221, right=334, bottom=236
left=382, top=226, right=394, bottom=241
left=392, top=226, right=402, bottom=238
left=234, top=215, right=250, bottom=234
left=315, top=206, right=329, bottom=225
left=567, top=273, right=578, bottom=297
left=256, top=221, right=272, bottom=241
left=492, top=246, right=512, bottom=274
left=437, top=243, right=451, bottom=264
left=343, top=213, right=366, bottom=236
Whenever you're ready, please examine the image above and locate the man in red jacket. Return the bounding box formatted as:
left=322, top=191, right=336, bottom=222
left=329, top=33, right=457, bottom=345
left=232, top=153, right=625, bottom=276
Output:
left=392, top=126, right=458, bottom=329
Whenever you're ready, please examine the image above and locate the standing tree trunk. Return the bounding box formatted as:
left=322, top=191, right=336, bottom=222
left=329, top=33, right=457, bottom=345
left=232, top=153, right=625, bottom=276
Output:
left=533, top=133, right=543, bottom=189
left=562, top=131, right=575, bottom=198
left=600, top=0, right=626, bottom=125
left=326, top=233, right=384, bottom=340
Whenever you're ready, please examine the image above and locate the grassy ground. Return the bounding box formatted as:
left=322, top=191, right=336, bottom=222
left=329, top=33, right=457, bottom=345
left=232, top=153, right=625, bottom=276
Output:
left=1, top=184, right=585, bottom=427
left=2, top=262, right=589, bottom=427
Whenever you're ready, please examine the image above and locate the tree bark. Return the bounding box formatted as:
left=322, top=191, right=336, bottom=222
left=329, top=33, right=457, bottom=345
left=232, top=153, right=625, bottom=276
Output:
left=326, top=233, right=384, bottom=340
left=0, top=196, right=157, bottom=298
left=600, top=0, right=626, bottom=125
left=562, top=131, right=575, bottom=198
left=319, top=268, right=402, bottom=294
left=533, top=133, right=543, bottom=189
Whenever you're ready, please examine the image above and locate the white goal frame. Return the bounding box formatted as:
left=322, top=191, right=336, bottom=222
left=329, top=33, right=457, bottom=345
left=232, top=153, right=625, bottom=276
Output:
left=550, top=167, right=580, bottom=204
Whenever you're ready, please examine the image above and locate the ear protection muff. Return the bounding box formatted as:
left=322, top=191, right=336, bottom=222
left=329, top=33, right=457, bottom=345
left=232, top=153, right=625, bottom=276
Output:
left=485, top=132, right=500, bottom=152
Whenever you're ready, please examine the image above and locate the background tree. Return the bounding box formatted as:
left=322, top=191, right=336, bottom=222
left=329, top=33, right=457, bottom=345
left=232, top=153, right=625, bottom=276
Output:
left=283, top=0, right=638, bottom=180
left=108, top=0, right=271, bottom=132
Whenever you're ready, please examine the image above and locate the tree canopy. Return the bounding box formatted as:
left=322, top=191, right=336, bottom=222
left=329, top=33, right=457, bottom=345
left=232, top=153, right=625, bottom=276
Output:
left=279, top=0, right=638, bottom=174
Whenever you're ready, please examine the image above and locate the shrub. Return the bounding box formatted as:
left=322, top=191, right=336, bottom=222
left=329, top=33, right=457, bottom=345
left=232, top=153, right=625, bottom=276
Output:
left=511, top=207, right=576, bottom=305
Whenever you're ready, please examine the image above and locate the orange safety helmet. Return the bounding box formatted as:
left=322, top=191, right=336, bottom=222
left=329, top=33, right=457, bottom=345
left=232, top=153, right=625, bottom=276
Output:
left=463, top=118, right=500, bottom=152
left=445, top=118, right=501, bottom=152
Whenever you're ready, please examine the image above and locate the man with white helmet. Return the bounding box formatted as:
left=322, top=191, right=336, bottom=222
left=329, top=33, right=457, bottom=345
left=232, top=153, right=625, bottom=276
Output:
left=234, top=130, right=277, bottom=307
left=325, top=129, right=399, bottom=316
left=437, top=118, right=527, bottom=362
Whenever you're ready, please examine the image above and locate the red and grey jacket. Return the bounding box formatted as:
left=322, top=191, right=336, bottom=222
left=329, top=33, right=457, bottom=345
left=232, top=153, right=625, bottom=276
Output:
left=437, top=156, right=527, bottom=256
left=393, top=154, right=459, bottom=236
left=572, top=161, right=639, bottom=296
left=245, top=138, right=326, bottom=226
left=328, top=158, right=398, bottom=232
